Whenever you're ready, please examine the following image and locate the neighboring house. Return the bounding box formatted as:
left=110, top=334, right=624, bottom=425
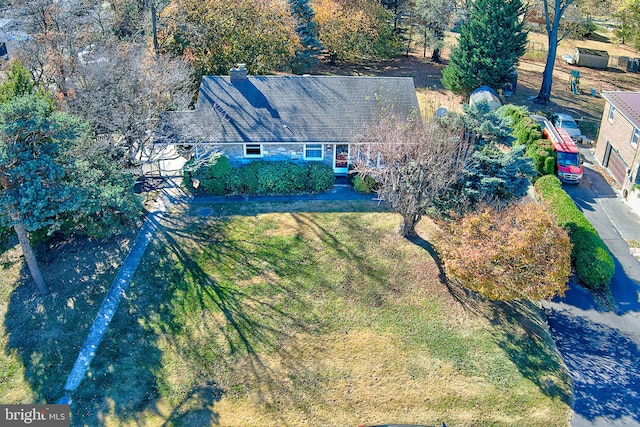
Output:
left=154, top=65, right=421, bottom=175
left=594, top=91, right=640, bottom=214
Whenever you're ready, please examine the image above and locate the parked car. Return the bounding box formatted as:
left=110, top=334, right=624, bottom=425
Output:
left=552, top=113, right=584, bottom=142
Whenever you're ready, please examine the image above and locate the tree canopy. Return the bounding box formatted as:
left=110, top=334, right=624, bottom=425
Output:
left=615, top=0, right=640, bottom=50
left=0, top=94, right=85, bottom=293
left=434, top=104, right=536, bottom=215
left=442, top=0, right=527, bottom=98
left=160, top=0, right=299, bottom=78
left=314, top=0, right=401, bottom=64
left=0, top=62, right=142, bottom=294
left=289, top=0, right=323, bottom=71
left=414, top=0, right=456, bottom=61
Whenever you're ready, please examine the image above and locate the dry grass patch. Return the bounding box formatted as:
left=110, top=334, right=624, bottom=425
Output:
left=0, top=232, right=135, bottom=412
left=67, top=204, right=571, bottom=426
left=0, top=202, right=572, bottom=426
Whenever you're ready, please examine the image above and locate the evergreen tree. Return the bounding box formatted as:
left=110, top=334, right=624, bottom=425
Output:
left=441, top=0, right=527, bottom=98
left=433, top=103, right=535, bottom=216
left=0, top=63, right=142, bottom=295
left=0, top=61, right=34, bottom=103
left=288, top=0, right=323, bottom=71
left=289, top=0, right=322, bottom=51
left=0, top=95, right=85, bottom=294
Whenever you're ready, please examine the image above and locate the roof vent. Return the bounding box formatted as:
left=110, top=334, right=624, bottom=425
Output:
left=230, top=63, right=247, bottom=82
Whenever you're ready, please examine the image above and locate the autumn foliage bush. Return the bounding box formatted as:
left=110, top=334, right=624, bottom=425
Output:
left=534, top=175, right=615, bottom=291
left=436, top=202, right=572, bottom=301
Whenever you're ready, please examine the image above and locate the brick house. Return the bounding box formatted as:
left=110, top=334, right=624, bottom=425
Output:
left=594, top=91, right=640, bottom=213
left=155, top=65, right=420, bottom=175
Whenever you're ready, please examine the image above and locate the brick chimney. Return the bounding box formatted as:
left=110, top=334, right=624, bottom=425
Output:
left=230, top=63, right=247, bottom=82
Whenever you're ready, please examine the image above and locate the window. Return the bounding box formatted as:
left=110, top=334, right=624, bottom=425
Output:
left=608, top=105, right=616, bottom=123
left=557, top=151, right=580, bottom=166
left=304, top=144, right=323, bottom=160
left=632, top=128, right=640, bottom=148
left=244, top=144, right=263, bottom=157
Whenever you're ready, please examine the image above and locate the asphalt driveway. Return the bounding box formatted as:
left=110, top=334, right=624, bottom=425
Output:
left=541, top=149, right=640, bottom=427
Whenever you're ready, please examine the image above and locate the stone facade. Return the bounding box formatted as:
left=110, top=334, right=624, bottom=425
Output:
left=223, top=143, right=336, bottom=170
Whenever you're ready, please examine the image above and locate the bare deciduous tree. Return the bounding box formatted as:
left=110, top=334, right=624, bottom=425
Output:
left=66, top=41, right=192, bottom=171
left=13, top=0, right=193, bottom=174
left=352, top=115, right=473, bottom=237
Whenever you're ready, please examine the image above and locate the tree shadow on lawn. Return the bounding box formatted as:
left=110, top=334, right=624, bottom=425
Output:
left=545, top=306, right=640, bottom=424
left=2, top=233, right=137, bottom=413
left=409, top=232, right=573, bottom=408
left=489, top=301, right=573, bottom=406
left=408, top=233, right=484, bottom=316
left=72, top=210, right=382, bottom=426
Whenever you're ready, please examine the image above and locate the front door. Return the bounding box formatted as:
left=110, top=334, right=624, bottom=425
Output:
left=333, top=144, right=350, bottom=174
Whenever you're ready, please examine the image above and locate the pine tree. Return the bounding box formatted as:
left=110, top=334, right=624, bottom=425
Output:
left=0, top=95, right=85, bottom=294
left=288, top=0, right=322, bottom=71
left=441, top=0, right=527, bottom=98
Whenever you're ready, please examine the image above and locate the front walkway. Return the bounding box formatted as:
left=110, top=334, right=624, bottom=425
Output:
left=58, top=179, right=373, bottom=402
left=59, top=180, right=187, bottom=401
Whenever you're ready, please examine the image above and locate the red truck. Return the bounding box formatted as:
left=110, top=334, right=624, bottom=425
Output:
left=531, top=115, right=583, bottom=184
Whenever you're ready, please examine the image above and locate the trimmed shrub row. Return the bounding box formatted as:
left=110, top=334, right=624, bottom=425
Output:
left=534, top=175, right=615, bottom=291
left=501, top=105, right=554, bottom=180
left=184, top=157, right=335, bottom=196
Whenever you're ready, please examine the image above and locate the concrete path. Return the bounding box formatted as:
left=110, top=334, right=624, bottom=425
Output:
left=541, top=148, right=640, bottom=427
left=59, top=179, right=187, bottom=401
left=58, top=178, right=371, bottom=402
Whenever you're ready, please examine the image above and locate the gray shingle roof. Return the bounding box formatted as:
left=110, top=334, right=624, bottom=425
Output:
left=156, top=75, right=420, bottom=144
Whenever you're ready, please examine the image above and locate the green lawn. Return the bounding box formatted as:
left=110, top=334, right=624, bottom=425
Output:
left=0, top=200, right=572, bottom=426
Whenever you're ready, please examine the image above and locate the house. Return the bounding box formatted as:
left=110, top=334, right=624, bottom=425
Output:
left=154, top=65, right=421, bottom=175
left=594, top=91, right=640, bottom=214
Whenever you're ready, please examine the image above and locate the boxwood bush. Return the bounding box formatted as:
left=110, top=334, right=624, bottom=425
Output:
left=307, top=163, right=335, bottom=193
left=534, top=175, right=615, bottom=291
left=186, top=157, right=335, bottom=196
left=353, top=174, right=378, bottom=194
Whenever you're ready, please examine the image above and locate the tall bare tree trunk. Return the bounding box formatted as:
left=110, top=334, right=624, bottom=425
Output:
left=10, top=212, right=49, bottom=295
left=151, top=0, right=159, bottom=55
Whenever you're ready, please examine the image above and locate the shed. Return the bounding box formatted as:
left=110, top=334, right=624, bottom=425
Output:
left=573, top=47, right=609, bottom=69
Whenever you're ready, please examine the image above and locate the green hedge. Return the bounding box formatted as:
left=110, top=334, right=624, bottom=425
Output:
left=501, top=105, right=542, bottom=147
left=525, top=138, right=555, bottom=178
left=195, top=155, right=232, bottom=195
left=307, top=163, right=336, bottom=193
left=501, top=105, right=554, bottom=180
left=353, top=174, right=378, bottom=193
left=186, top=157, right=335, bottom=196
left=534, top=175, right=615, bottom=291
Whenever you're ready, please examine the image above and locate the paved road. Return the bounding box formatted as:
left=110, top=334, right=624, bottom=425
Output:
left=541, top=150, right=640, bottom=427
